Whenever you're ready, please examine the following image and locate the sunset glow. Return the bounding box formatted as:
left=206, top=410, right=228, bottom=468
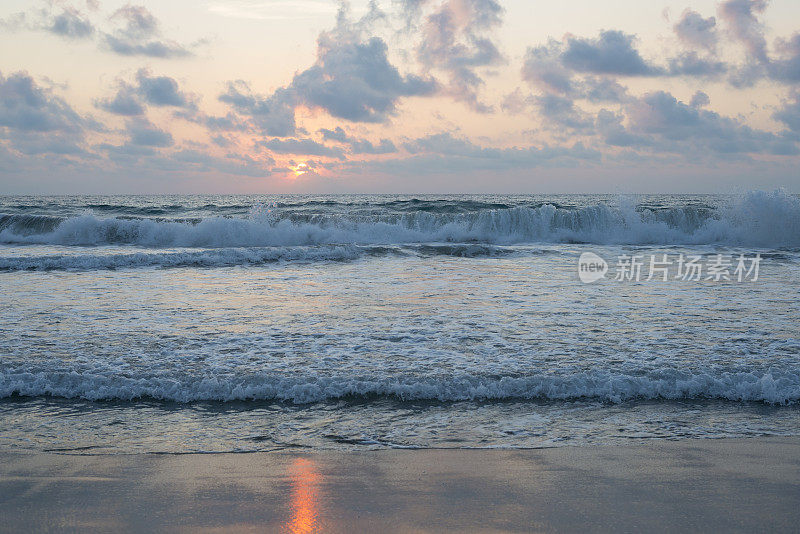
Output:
left=1, top=0, right=799, bottom=193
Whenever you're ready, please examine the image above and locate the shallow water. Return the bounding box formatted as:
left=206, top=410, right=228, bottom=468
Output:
left=1, top=192, right=799, bottom=453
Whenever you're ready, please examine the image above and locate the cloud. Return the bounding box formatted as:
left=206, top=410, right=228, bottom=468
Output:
left=49, top=7, right=95, bottom=39
left=126, top=118, right=174, bottom=147
left=690, top=91, right=711, bottom=107
left=561, top=30, right=663, bottom=76
left=102, top=5, right=192, bottom=58
left=521, top=42, right=629, bottom=101
left=667, top=52, right=728, bottom=77
left=95, top=70, right=196, bottom=116
left=96, top=143, right=273, bottom=177
left=261, top=138, right=344, bottom=159
left=219, top=3, right=435, bottom=136
left=532, top=94, right=594, bottom=131
left=769, top=34, right=800, bottom=83
left=718, top=0, right=769, bottom=63
left=0, top=70, right=95, bottom=158
left=400, top=0, right=506, bottom=113
left=290, top=30, right=435, bottom=122
left=391, top=132, right=601, bottom=172
left=95, top=85, right=145, bottom=116
left=0, top=71, right=84, bottom=133
left=0, top=4, right=95, bottom=40
left=319, top=126, right=397, bottom=154
left=773, top=91, right=800, bottom=132
left=595, top=109, right=648, bottom=147
left=522, top=42, right=574, bottom=94
left=171, top=149, right=272, bottom=177
left=623, top=90, right=798, bottom=155
left=411, top=0, right=505, bottom=112
left=349, top=138, right=397, bottom=154
left=134, top=69, right=194, bottom=107
left=581, top=77, right=628, bottom=102
left=218, top=81, right=296, bottom=137
left=673, top=10, right=718, bottom=51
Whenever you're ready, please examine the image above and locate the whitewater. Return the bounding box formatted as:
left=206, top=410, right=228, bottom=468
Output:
left=0, top=192, right=799, bottom=453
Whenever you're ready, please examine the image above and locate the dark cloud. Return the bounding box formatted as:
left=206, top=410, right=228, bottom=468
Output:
left=103, top=5, right=192, bottom=58
left=561, top=30, right=663, bottom=76
left=718, top=0, right=769, bottom=63
left=673, top=10, right=718, bottom=51
left=412, top=0, right=505, bottom=112
left=261, top=138, right=344, bottom=159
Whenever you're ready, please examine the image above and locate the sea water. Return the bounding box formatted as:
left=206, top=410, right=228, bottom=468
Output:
left=0, top=191, right=798, bottom=453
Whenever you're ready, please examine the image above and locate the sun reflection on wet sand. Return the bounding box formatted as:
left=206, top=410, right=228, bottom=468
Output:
left=285, top=458, right=322, bottom=534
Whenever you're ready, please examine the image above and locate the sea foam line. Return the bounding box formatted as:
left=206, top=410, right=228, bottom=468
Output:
left=0, top=369, right=797, bottom=405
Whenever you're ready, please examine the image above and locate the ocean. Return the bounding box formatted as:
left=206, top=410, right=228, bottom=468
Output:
left=0, top=191, right=799, bottom=453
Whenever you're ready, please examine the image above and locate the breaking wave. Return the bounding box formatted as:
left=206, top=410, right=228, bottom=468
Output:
left=1, top=190, right=798, bottom=249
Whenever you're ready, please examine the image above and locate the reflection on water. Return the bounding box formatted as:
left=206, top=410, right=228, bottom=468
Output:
left=285, top=458, right=322, bottom=534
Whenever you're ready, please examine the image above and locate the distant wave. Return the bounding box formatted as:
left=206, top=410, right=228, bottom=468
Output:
left=0, top=368, right=797, bottom=404
left=1, top=190, right=799, bottom=248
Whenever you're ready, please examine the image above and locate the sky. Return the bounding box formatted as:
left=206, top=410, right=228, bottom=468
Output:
left=0, top=0, right=799, bottom=194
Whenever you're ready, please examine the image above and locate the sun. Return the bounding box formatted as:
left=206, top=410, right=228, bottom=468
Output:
left=291, top=162, right=309, bottom=177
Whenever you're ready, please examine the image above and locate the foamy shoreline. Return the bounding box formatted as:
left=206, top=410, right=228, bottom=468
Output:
left=2, top=436, right=798, bottom=532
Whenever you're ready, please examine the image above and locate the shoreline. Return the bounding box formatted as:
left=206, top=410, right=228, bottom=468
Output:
left=2, top=436, right=799, bottom=532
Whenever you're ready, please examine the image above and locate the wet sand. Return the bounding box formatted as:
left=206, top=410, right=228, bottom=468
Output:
left=1, top=437, right=799, bottom=533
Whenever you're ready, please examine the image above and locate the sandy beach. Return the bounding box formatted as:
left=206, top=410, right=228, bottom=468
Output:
left=1, top=436, right=798, bottom=533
